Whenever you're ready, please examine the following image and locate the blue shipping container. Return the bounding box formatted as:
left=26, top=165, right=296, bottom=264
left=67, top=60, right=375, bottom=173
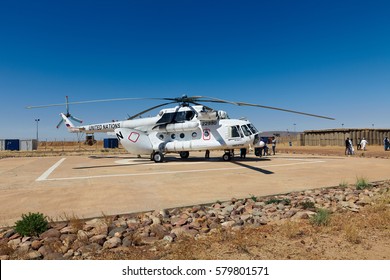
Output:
left=103, top=138, right=119, bottom=149
left=5, top=139, right=20, bottom=151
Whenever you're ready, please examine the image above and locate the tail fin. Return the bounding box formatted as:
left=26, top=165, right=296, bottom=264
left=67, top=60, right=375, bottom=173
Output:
left=60, top=113, right=81, bottom=132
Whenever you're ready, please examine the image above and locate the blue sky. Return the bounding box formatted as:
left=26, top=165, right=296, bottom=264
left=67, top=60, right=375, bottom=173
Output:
left=1, top=0, right=389, bottom=140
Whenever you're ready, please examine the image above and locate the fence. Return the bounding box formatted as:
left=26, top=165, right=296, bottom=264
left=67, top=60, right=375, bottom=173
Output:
left=299, top=128, right=390, bottom=146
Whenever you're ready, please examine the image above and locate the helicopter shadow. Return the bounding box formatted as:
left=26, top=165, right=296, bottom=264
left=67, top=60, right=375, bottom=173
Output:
left=171, top=156, right=274, bottom=174
left=88, top=155, right=134, bottom=159
left=229, top=158, right=274, bottom=174
left=75, top=155, right=274, bottom=171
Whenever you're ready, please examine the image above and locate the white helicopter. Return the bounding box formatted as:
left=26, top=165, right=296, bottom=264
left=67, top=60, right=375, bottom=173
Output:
left=27, top=95, right=334, bottom=162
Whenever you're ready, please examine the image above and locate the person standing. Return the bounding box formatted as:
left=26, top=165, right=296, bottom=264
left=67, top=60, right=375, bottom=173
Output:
left=263, top=142, right=269, bottom=156
left=360, top=138, right=368, bottom=151
left=349, top=138, right=354, bottom=155
left=384, top=136, right=390, bottom=151
left=240, top=148, right=247, bottom=158
left=345, top=137, right=351, bottom=155
left=271, top=137, right=277, bottom=155
left=357, top=138, right=361, bottom=150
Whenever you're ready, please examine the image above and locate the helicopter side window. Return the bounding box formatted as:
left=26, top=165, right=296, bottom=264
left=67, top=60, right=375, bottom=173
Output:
left=186, top=110, right=195, bottom=120
left=174, top=111, right=195, bottom=122
left=241, top=125, right=252, bottom=136
left=157, top=112, right=175, bottom=124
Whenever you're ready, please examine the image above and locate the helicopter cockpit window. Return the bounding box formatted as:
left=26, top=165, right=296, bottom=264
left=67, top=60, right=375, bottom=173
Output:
left=241, top=125, right=252, bottom=136
left=247, top=123, right=258, bottom=134
left=230, top=125, right=242, bottom=138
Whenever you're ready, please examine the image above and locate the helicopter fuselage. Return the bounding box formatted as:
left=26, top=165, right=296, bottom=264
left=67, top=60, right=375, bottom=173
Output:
left=60, top=105, right=264, bottom=161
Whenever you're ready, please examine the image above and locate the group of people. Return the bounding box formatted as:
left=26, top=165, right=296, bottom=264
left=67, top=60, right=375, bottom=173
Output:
left=345, top=137, right=369, bottom=155
left=239, top=136, right=278, bottom=158
left=209, top=135, right=388, bottom=159
left=255, top=136, right=277, bottom=157
left=345, top=136, right=390, bottom=155
left=206, top=136, right=278, bottom=159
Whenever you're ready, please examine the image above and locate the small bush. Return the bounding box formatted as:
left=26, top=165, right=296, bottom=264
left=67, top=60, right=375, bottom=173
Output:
left=356, top=177, right=372, bottom=190
left=249, top=194, right=257, bottom=202
left=266, top=198, right=291, bottom=205
left=300, top=200, right=315, bottom=210
left=14, top=212, right=49, bottom=237
left=310, top=209, right=331, bottom=226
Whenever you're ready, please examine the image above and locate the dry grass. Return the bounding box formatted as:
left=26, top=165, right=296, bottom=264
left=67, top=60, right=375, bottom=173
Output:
left=0, top=240, right=14, bottom=256
left=58, top=213, right=85, bottom=232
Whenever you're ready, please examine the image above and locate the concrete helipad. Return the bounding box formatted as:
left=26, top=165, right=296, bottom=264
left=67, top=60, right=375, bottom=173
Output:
left=0, top=153, right=389, bottom=226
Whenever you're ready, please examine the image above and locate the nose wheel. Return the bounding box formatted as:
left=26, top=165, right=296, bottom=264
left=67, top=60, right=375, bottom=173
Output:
left=222, top=152, right=232, bottom=161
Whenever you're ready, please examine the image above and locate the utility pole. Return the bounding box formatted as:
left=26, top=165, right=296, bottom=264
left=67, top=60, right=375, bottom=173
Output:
left=35, top=119, right=40, bottom=141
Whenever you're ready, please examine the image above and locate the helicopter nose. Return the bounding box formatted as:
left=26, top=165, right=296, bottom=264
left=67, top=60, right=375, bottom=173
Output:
left=253, top=134, right=265, bottom=147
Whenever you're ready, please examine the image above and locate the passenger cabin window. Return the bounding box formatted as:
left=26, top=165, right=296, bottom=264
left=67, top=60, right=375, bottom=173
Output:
left=241, top=125, right=252, bottom=136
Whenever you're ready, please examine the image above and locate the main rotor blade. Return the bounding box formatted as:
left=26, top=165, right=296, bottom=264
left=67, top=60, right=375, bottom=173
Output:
left=26, top=95, right=234, bottom=109
left=25, top=97, right=166, bottom=109
left=26, top=95, right=335, bottom=120
left=189, top=101, right=214, bottom=111
left=127, top=101, right=176, bottom=120
left=235, top=101, right=335, bottom=120
left=189, top=96, right=240, bottom=106
left=186, top=96, right=334, bottom=120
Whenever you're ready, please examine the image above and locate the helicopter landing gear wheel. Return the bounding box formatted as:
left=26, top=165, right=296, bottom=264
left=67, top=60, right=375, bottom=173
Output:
left=152, top=151, right=164, bottom=163
left=179, top=151, right=190, bottom=159
left=222, top=152, right=231, bottom=161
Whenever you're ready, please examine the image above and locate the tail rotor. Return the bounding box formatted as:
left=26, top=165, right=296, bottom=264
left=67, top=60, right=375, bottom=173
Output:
left=56, top=96, right=83, bottom=128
